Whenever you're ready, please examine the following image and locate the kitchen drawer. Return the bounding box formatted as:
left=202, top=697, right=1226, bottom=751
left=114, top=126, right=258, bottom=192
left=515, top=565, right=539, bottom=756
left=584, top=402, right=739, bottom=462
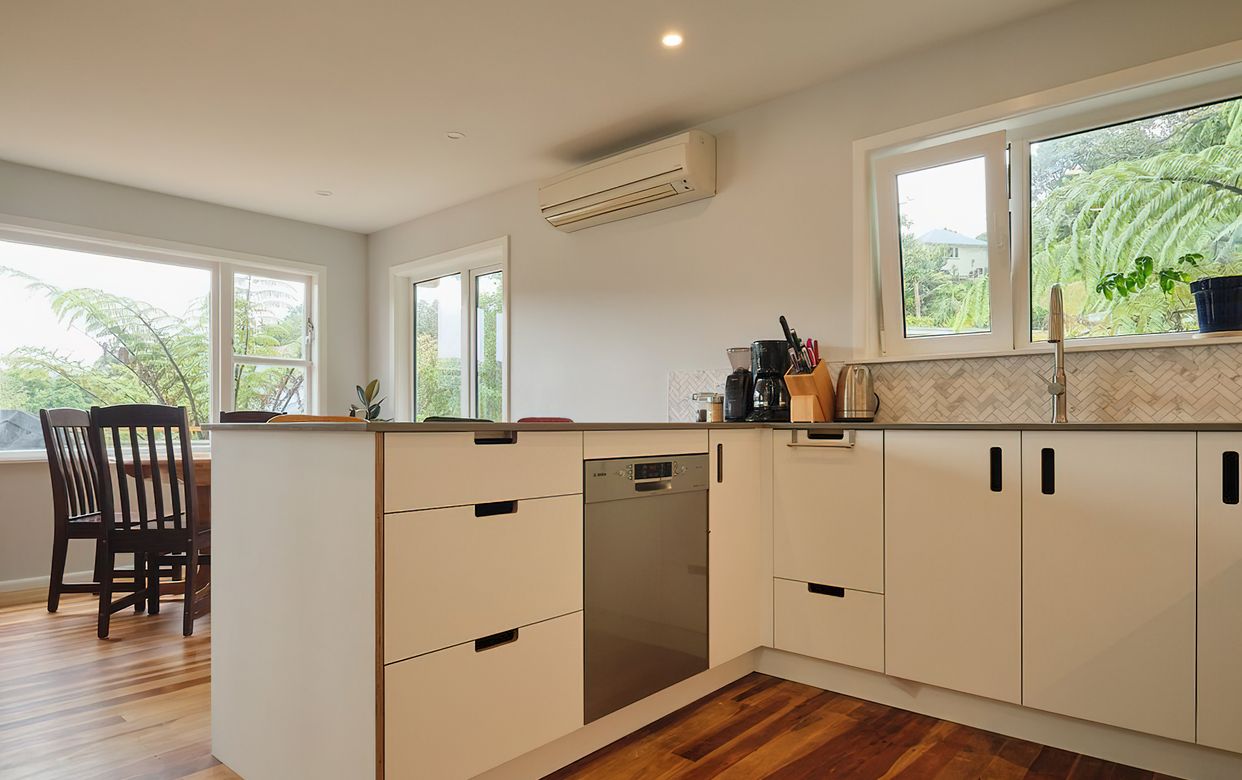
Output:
left=384, top=431, right=582, bottom=512
left=772, top=429, right=884, bottom=593
left=384, top=494, right=582, bottom=663
left=583, top=429, right=708, bottom=460
left=773, top=577, right=884, bottom=673
left=385, top=611, right=584, bottom=780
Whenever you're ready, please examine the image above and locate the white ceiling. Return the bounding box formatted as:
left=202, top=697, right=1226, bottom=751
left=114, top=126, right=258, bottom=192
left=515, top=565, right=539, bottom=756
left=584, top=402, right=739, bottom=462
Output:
left=3, top=0, right=1080, bottom=233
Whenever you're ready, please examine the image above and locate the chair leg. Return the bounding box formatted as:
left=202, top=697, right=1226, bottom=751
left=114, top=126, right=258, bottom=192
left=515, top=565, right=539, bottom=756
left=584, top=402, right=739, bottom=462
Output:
left=133, top=553, right=146, bottom=614
left=147, top=554, right=161, bottom=615
left=97, top=545, right=114, bottom=639
left=182, top=547, right=197, bottom=637
left=47, top=532, right=68, bottom=613
left=92, top=540, right=106, bottom=584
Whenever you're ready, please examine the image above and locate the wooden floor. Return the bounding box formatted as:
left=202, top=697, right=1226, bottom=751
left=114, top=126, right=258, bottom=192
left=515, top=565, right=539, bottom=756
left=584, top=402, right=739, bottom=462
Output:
left=0, top=594, right=236, bottom=780
left=548, top=674, right=1180, bottom=780
left=0, top=597, right=1175, bottom=780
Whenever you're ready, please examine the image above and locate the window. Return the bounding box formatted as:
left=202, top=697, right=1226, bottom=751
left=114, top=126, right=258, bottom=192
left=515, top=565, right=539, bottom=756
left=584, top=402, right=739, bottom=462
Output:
left=0, top=232, right=319, bottom=454
left=874, top=132, right=1011, bottom=355
left=1027, top=95, right=1242, bottom=340
left=229, top=270, right=313, bottom=414
left=395, top=237, right=508, bottom=422
left=869, top=66, right=1241, bottom=358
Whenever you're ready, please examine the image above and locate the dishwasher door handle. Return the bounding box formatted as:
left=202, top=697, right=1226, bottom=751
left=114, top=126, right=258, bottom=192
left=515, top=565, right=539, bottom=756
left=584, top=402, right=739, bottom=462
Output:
left=634, top=481, right=674, bottom=492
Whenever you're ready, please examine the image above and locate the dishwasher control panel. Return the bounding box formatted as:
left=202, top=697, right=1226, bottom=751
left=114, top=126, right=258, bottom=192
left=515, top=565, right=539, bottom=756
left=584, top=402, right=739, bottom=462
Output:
left=585, top=454, right=708, bottom=502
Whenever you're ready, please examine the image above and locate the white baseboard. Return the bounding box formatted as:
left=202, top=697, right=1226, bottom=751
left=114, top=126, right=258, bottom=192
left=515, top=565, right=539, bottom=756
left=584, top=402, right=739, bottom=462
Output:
left=757, top=648, right=1242, bottom=780
left=0, top=570, right=92, bottom=593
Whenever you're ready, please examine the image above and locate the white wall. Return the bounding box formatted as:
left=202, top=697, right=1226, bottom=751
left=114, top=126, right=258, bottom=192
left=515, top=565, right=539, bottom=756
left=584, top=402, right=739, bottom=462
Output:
left=368, top=0, right=1242, bottom=422
left=0, top=160, right=368, bottom=589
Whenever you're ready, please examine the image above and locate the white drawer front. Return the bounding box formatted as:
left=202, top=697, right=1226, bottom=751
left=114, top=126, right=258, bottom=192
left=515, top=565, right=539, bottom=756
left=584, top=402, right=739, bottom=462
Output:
left=384, top=495, right=583, bottom=662
left=385, top=612, right=584, bottom=780
left=772, top=429, right=884, bottom=593
left=773, top=577, right=883, bottom=673
left=384, top=431, right=582, bottom=511
left=583, top=430, right=709, bottom=460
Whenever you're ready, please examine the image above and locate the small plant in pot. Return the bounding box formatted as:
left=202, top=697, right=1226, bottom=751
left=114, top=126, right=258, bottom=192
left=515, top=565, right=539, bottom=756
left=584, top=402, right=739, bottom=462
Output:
left=350, top=379, right=386, bottom=421
left=1096, top=253, right=1242, bottom=334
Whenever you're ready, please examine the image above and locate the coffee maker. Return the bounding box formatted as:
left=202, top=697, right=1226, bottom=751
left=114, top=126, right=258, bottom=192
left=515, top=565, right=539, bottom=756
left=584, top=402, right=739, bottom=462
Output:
left=746, top=340, right=791, bottom=422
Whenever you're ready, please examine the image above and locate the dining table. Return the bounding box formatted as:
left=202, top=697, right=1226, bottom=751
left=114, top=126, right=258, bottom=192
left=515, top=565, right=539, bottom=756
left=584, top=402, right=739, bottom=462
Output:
left=121, top=451, right=211, bottom=616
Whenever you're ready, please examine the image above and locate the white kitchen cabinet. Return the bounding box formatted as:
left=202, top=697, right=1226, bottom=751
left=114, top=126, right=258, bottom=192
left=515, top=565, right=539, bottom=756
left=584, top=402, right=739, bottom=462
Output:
left=708, top=429, right=765, bottom=667
left=1197, top=433, right=1242, bottom=753
left=772, top=429, right=883, bottom=593
left=772, top=578, right=884, bottom=673
left=1022, top=431, right=1196, bottom=742
left=385, top=611, right=583, bottom=780
left=885, top=431, right=1021, bottom=704
left=384, top=495, right=582, bottom=663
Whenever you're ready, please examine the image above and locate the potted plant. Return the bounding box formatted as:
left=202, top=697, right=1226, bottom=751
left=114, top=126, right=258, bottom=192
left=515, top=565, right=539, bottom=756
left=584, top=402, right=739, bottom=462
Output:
left=350, top=379, right=386, bottom=421
left=1095, top=253, right=1242, bottom=334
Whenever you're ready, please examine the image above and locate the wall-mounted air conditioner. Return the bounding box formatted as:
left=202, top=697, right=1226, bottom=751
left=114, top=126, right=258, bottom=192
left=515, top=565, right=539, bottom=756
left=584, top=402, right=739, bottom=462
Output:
left=538, top=130, right=716, bottom=232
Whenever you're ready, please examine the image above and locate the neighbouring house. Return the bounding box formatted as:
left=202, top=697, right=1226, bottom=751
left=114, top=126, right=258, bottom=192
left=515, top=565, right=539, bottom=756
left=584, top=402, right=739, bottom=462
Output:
left=0, top=409, right=42, bottom=450
left=918, top=228, right=988, bottom=278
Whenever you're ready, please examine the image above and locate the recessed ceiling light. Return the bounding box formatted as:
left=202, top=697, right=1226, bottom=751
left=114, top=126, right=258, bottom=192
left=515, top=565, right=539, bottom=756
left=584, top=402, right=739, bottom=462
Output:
left=661, top=32, right=683, bottom=48
left=315, top=190, right=333, bottom=197
left=445, top=131, right=466, bottom=140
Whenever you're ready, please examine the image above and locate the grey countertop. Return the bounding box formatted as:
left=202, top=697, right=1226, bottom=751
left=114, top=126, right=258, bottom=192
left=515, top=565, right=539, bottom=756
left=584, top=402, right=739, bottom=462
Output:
left=204, top=420, right=1242, bottom=433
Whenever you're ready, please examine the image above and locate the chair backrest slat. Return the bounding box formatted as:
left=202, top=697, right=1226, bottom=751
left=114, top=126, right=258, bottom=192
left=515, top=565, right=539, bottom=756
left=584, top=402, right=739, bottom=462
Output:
left=128, top=427, right=149, bottom=529
left=145, top=426, right=166, bottom=528
left=40, top=409, right=101, bottom=529
left=108, top=426, right=132, bottom=530
left=164, top=426, right=183, bottom=522
left=70, top=427, right=98, bottom=516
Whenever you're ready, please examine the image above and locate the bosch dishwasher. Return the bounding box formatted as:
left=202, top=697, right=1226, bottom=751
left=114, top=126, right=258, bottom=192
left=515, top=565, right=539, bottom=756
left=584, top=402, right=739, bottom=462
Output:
left=583, top=453, right=709, bottom=723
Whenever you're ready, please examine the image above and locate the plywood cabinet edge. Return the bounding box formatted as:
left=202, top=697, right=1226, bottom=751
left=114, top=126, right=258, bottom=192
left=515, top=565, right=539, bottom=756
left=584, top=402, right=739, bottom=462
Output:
left=375, top=432, right=385, bottom=780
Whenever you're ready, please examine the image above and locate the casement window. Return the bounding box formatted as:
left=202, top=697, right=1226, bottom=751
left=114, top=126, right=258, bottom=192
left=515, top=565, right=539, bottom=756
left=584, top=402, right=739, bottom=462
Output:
left=392, top=237, right=509, bottom=423
left=868, top=59, right=1242, bottom=358
left=874, top=131, right=1012, bottom=356
left=0, top=229, right=320, bottom=455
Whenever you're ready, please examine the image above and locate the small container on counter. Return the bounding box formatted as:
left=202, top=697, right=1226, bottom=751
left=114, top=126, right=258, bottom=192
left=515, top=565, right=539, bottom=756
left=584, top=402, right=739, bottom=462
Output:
left=691, top=392, right=724, bottom=423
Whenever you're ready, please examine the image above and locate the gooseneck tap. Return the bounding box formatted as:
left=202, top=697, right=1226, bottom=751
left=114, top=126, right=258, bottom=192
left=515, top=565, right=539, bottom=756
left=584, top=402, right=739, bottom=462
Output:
left=1047, top=284, right=1068, bottom=424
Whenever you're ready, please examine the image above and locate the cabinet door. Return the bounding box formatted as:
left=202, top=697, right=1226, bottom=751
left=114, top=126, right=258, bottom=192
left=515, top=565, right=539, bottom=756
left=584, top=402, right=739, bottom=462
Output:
left=1022, top=431, right=1195, bottom=742
left=885, top=431, right=1021, bottom=704
left=772, top=429, right=883, bottom=593
left=1198, top=433, right=1242, bottom=753
left=708, top=429, right=765, bottom=667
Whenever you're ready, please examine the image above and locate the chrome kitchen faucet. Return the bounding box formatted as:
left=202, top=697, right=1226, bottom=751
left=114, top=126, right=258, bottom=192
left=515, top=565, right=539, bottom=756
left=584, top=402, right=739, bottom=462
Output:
left=1046, top=283, right=1068, bottom=424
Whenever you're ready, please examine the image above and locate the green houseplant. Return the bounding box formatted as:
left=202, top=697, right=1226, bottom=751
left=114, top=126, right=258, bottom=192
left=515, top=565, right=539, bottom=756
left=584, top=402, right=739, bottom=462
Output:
left=349, top=379, right=386, bottom=421
left=1095, top=253, right=1242, bottom=334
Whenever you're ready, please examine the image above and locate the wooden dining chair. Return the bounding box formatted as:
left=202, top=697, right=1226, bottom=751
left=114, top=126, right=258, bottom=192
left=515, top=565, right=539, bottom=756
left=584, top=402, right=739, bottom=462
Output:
left=89, top=404, right=209, bottom=638
left=40, top=408, right=141, bottom=612
left=219, top=410, right=281, bottom=423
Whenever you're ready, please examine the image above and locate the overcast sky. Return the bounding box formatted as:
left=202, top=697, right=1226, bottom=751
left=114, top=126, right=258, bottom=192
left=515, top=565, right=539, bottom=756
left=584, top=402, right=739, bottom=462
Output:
left=897, top=156, right=988, bottom=239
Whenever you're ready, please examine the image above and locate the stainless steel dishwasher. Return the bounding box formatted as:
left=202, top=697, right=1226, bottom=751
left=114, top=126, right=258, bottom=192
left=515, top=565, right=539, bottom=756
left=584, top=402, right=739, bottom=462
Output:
left=583, top=453, right=709, bottom=723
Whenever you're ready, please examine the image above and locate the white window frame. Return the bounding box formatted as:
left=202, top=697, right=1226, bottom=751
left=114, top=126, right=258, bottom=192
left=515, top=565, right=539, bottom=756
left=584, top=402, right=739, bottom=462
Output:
left=854, top=41, right=1242, bottom=363
left=218, top=264, right=317, bottom=416
left=873, top=131, right=1011, bottom=358
left=0, top=214, right=325, bottom=461
left=389, top=236, right=510, bottom=422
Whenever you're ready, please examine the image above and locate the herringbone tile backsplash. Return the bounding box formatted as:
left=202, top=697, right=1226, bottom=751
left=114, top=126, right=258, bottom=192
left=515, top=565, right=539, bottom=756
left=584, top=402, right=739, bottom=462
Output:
left=669, top=343, right=1242, bottom=423
left=854, top=343, right=1242, bottom=424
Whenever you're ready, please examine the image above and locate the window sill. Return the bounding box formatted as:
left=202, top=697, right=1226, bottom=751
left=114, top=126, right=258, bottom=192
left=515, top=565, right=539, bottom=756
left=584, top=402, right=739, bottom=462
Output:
left=860, top=331, right=1242, bottom=365
left=0, top=444, right=212, bottom=465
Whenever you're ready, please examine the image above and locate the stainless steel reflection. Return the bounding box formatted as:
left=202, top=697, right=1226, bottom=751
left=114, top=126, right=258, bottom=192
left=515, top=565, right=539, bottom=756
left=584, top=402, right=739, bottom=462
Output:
left=835, top=364, right=879, bottom=422
left=1047, top=284, right=1068, bottom=424
left=583, top=454, right=709, bottom=723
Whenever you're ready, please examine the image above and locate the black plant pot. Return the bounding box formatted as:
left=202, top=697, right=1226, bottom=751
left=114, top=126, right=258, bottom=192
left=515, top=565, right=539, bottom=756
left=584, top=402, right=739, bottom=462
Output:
left=1191, top=276, right=1242, bottom=333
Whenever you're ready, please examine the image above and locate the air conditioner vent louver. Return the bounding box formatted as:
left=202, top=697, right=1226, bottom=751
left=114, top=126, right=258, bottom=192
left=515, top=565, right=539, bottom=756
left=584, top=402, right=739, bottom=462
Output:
left=538, top=130, right=716, bottom=232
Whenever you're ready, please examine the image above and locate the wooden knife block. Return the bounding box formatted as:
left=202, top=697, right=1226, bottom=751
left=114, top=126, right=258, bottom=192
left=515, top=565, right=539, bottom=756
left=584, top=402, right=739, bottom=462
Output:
left=784, top=360, right=834, bottom=423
